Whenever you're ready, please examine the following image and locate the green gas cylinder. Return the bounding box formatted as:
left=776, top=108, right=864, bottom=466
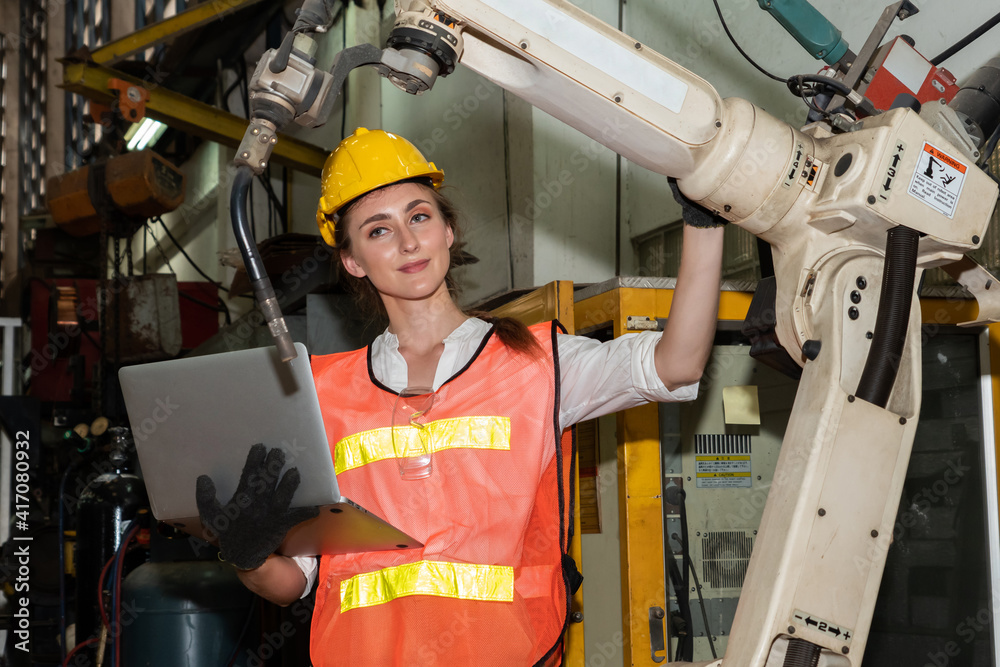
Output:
left=121, top=561, right=258, bottom=666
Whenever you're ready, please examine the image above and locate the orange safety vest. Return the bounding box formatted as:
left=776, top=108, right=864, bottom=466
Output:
left=309, top=321, right=576, bottom=666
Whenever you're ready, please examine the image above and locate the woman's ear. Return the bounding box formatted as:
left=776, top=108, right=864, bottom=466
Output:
left=341, top=249, right=367, bottom=278
left=446, top=223, right=454, bottom=249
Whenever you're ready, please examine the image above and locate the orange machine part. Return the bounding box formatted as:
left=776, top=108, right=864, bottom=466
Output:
left=45, top=150, right=186, bottom=236
left=89, top=79, right=149, bottom=125
left=109, top=79, right=149, bottom=122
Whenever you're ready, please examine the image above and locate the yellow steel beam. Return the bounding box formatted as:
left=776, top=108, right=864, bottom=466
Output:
left=618, top=402, right=665, bottom=667
left=718, top=289, right=754, bottom=323
left=90, top=0, right=268, bottom=66
left=919, top=297, right=979, bottom=327
left=61, top=61, right=327, bottom=177
left=618, top=287, right=675, bottom=667
left=491, top=281, right=575, bottom=328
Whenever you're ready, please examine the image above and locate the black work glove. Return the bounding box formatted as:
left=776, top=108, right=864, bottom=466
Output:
left=668, top=177, right=728, bottom=228
left=196, top=443, right=319, bottom=570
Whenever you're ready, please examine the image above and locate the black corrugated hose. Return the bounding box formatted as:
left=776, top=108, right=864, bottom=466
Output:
left=855, top=226, right=920, bottom=408
left=783, top=638, right=821, bottom=667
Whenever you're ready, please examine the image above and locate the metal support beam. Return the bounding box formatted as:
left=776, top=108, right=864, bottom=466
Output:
left=61, top=61, right=327, bottom=176
left=90, top=0, right=268, bottom=66
left=0, top=317, right=22, bottom=550
left=0, top=317, right=17, bottom=396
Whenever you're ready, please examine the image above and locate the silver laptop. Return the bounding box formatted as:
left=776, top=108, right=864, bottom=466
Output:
left=118, top=342, right=421, bottom=556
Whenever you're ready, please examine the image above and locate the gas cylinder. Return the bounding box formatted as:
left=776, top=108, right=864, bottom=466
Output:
left=73, top=427, right=147, bottom=645
left=121, top=561, right=258, bottom=666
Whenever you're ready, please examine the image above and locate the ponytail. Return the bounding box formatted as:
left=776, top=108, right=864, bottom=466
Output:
left=471, top=312, right=544, bottom=357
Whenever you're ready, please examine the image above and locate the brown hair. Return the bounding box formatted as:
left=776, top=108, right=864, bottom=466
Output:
left=332, top=182, right=542, bottom=356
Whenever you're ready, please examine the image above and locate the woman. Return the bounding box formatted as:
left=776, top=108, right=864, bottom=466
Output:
left=200, top=127, right=725, bottom=665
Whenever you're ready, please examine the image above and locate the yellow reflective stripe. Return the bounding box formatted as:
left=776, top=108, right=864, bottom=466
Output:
left=340, top=560, right=514, bottom=612
left=334, top=415, right=510, bottom=474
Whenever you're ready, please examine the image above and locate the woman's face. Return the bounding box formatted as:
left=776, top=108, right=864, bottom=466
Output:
left=340, top=181, right=454, bottom=303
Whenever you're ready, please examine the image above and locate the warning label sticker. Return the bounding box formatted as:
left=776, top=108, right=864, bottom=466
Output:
left=695, top=455, right=752, bottom=488
left=907, top=142, right=968, bottom=219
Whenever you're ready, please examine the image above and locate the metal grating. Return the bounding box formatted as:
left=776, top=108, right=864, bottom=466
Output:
left=722, top=224, right=759, bottom=282
left=634, top=222, right=681, bottom=279
left=702, top=530, right=754, bottom=589
left=65, top=0, right=111, bottom=168
left=136, top=0, right=187, bottom=28
left=136, top=0, right=186, bottom=62
left=634, top=222, right=759, bottom=282
left=695, top=434, right=752, bottom=455
left=19, top=0, right=47, bottom=215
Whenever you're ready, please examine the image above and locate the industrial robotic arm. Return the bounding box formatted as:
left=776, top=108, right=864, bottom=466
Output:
left=232, top=1, right=1000, bottom=664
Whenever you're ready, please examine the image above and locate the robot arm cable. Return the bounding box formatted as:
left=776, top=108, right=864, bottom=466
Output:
left=930, top=10, right=1000, bottom=66
left=712, top=0, right=788, bottom=84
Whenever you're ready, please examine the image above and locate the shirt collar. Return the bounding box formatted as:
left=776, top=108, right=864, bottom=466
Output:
left=377, top=316, right=492, bottom=348
left=371, top=317, right=494, bottom=392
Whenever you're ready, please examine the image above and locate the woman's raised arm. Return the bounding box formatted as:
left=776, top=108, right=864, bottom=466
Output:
left=655, top=224, right=725, bottom=391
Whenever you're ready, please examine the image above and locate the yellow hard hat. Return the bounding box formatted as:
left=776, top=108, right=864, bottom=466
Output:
left=315, top=127, right=444, bottom=246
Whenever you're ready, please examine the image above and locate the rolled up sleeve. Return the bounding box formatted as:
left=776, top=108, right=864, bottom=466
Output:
left=558, top=331, right=699, bottom=429
left=293, top=554, right=319, bottom=598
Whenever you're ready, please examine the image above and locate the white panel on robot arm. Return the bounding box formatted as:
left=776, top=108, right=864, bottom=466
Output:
left=433, top=0, right=725, bottom=179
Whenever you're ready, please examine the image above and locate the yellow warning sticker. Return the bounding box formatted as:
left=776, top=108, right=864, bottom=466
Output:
left=699, top=472, right=752, bottom=478
left=695, top=455, right=751, bottom=488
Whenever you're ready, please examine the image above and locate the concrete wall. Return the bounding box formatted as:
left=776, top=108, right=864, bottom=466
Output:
left=382, top=63, right=512, bottom=305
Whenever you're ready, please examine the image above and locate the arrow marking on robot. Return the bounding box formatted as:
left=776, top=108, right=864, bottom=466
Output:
left=792, top=609, right=854, bottom=644
left=878, top=140, right=907, bottom=203
left=783, top=143, right=805, bottom=188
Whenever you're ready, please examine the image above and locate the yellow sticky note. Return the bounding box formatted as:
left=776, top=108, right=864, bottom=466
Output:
left=722, top=386, right=760, bottom=425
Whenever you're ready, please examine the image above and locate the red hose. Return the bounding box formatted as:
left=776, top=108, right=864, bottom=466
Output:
left=115, top=524, right=141, bottom=667
left=97, top=553, right=116, bottom=636
left=62, top=636, right=101, bottom=666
